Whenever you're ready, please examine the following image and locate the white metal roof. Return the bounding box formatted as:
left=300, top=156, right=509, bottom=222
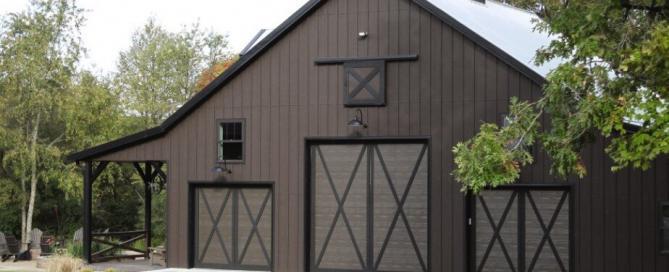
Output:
left=428, top=0, right=560, bottom=77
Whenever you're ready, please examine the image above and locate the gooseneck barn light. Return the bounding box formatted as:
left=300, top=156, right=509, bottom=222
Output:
left=212, top=162, right=232, bottom=175
left=348, top=109, right=368, bottom=129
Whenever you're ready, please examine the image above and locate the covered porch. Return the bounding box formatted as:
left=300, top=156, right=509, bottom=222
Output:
left=80, top=160, right=167, bottom=264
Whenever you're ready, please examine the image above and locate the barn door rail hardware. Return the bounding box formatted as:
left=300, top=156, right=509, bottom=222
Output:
left=313, top=54, right=419, bottom=65
left=314, top=54, right=418, bottom=107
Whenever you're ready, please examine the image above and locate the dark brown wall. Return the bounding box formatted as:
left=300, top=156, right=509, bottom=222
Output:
left=95, top=0, right=669, bottom=271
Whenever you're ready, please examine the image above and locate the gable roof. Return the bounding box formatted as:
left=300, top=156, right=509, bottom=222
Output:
left=428, top=0, right=559, bottom=77
left=67, top=0, right=550, bottom=162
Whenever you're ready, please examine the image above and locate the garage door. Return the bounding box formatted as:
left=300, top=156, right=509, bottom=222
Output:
left=308, top=141, right=429, bottom=272
left=469, top=186, right=571, bottom=272
left=191, top=184, right=273, bottom=270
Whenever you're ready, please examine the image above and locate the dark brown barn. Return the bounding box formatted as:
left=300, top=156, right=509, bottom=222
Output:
left=69, top=0, right=669, bottom=271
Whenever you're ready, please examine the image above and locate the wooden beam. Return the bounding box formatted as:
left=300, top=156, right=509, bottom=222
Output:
left=92, top=230, right=145, bottom=237
left=92, top=254, right=146, bottom=263
left=92, top=235, right=146, bottom=256
left=132, top=162, right=147, bottom=181
left=91, top=161, right=109, bottom=181
left=83, top=162, right=93, bottom=263
left=143, top=162, right=152, bottom=258
left=314, top=54, right=419, bottom=65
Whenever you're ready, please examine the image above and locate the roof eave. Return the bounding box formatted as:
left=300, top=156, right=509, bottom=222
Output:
left=66, top=0, right=325, bottom=162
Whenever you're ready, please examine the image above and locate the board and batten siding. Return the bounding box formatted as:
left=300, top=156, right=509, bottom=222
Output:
left=93, top=0, right=669, bottom=271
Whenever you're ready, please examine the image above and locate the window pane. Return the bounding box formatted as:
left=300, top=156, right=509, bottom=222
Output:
left=221, top=122, right=243, bottom=141
left=222, top=142, right=243, bottom=161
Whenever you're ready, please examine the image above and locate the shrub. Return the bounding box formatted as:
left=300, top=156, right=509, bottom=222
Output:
left=45, top=255, right=83, bottom=272
left=66, top=242, right=83, bottom=258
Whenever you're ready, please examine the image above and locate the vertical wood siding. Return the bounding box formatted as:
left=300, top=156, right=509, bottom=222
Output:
left=94, top=0, right=669, bottom=271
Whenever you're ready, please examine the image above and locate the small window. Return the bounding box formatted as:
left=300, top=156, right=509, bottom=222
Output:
left=661, top=202, right=669, bottom=254
left=218, top=120, right=244, bottom=162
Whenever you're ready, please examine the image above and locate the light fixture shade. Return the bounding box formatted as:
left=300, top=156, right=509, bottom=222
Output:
left=212, top=164, right=231, bottom=174
left=348, top=109, right=368, bottom=128
left=348, top=118, right=364, bottom=127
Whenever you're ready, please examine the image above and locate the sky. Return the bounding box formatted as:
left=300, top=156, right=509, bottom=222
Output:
left=0, top=0, right=309, bottom=73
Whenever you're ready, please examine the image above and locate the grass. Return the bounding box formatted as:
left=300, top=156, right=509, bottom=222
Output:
left=45, top=255, right=83, bottom=272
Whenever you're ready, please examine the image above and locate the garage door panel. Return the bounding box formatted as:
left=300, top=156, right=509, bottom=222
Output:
left=525, top=191, right=569, bottom=272
left=376, top=219, right=425, bottom=271
left=475, top=191, right=518, bottom=272
left=374, top=144, right=424, bottom=195
left=472, top=188, right=571, bottom=272
left=311, top=141, right=429, bottom=272
left=313, top=144, right=368, bottom=270
left=193, top=186, right=272, bottom=271
left=319, top=219, right=366, bottom=270
left=197, top=188, right=233, bottom=266
left=317, top=145, right=366, bottom=195
left=237, top=188, right=272, bottom=267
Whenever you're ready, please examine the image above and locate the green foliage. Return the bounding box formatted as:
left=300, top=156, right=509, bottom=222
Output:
left=455, top=1, right=669, bottom=193
left=453, top=98, right=540, bottom=193
left=0, top=1, right=208, bottom=244
left=115, top=18, right=232, bottom=127
left=66, top=242, right=83, bottom=258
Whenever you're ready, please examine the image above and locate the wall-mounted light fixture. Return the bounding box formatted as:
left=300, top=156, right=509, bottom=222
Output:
left=212, top=162, right=232, bottom=175
left=357, top=31, right=369, bottom=40
left=348, top=109, right=368, bottom=129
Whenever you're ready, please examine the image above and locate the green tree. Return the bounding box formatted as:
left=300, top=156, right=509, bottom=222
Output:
left=453, top=1, right=669, bottom=193
left=0, top=0, right=85, bottom=248
left=115, top=19, right=231, bottom=128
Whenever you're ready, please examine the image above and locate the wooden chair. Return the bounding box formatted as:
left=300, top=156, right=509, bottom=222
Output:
left=0, top=232, right=10, bottom=257
left=73, top=228, right=83, bottom=244
left=149, top=246, right=166, bottom=267
left=5, top=236, right=19, bottom=255
left=40, top=235, right=54, bottom=256
left=29, top=228, right=42, bottom=251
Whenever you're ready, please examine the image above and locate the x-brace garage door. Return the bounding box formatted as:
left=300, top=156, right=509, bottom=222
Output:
left=468, top=186, right=572, bottom=272
left=308, top=140, right=429, bottom=272
left=191, top=183, right=273, bottom=271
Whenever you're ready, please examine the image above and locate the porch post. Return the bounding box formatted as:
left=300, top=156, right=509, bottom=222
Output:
left=143, top=162, right=152, bottom=258
left=82, top=161, right=93, bottom=263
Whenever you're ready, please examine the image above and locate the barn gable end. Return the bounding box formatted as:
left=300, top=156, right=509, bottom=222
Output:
left=69, top=1, right=669, bottom=271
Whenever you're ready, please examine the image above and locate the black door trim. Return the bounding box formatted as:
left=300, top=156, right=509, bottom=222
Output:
left=466, top=184, right=575, bottom=272
left=188, top=181, right=275, bottom=271
left=304, top=137, right=431, bottom=272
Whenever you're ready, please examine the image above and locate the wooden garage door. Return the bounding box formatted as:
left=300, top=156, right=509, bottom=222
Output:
left=192, top=185, right=273, bottom=270
left=309, top=141, right=429, bottom=272
left=469, top=187, right=572, bottom=272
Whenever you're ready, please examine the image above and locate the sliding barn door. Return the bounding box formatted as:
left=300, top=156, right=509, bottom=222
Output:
left=309, top=142, right=429, bottom=272
left=470, top=187, right=571, bottom=272
left=192, top=185, right=273, bottom=271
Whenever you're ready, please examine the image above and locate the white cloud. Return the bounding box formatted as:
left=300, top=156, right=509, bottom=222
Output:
left=0, top=0, right=308, bottom=73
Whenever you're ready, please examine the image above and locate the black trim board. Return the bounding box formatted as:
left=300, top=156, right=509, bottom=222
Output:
left=314, top=54, right=419, bottom=65
left=68, top=0, right=547, bottom=162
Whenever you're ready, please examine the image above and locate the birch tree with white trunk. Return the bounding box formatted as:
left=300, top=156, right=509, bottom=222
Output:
left=0, top=0, right=84, bottom=250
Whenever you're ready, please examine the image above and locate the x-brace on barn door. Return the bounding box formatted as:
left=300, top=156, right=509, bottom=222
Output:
left=190, top=182, right=273, bottom=271
left=468, top=186, right=572, bottom=272
left=308, top=140, right=430, bottom=272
